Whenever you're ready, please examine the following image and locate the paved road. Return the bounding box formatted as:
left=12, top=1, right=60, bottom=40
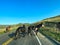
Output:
left=0, top=31, right=14, bottom=45
left=8, top=34, right=40, bottom=45
left=0, top=30, right=59, bottom=45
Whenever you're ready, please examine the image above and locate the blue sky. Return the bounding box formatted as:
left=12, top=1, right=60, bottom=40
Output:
left=0, top=0, right=60, bottom=25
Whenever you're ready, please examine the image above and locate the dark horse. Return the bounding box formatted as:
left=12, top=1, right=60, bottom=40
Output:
left=15, top=25, right=26, bottom=39
left=34, top=23, right=43, bottom=35
left=28, top=26, right=33, bottom=36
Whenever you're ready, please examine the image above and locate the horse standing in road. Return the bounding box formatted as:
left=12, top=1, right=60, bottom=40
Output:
left=28, top=26, right=33, bottom=36
left=15, top=25, right=26, bottom=39
left=34, top=23, right=43, bottom=35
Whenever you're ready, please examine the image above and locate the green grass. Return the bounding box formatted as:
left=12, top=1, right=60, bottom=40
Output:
left=0, top=32, right=4, bottom=34
left=39, top=27, right=60, bottom=42
left=0, top=27, right=17, bottom=35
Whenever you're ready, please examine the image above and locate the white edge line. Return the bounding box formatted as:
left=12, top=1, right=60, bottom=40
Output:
left=33, top=31, right=42, bottom=45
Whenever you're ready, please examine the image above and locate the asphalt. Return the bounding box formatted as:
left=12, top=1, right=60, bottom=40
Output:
left=8, top=34, right=40, bottom=45
left=0, top=30, right=59, bottom=45
left=37, top=32, right=57, bottom=45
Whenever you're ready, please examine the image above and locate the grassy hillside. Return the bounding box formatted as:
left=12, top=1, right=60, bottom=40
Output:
left=38, top=15, right=60, bottom=42
left=32, top=15, right=60, bottom=26
left=42, top=15, right=60, bottom=22
left=31, top=15, right=60, bottom=43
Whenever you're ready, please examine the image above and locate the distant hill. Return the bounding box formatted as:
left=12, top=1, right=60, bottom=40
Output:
left=0, top=23, right=30, bottom=29
left=42, top=15, right=60, bottom=22
left=32, top=15, right=60, bottom=25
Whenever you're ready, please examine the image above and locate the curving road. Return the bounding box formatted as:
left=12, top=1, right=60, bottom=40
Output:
left=0, top=30, right=59, bottom=45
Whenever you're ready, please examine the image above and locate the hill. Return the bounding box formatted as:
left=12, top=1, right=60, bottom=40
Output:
left=42, top=15, right=60, bottom=22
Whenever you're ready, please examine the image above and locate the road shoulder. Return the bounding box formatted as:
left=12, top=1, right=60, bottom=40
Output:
left=37, top=32, right=56, bottom=45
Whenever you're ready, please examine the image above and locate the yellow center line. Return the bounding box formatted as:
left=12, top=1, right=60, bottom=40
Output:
left=2, top=37, right=14, bottom=45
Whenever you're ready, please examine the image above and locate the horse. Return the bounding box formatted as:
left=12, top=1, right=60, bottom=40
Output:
left=34, top=23, right=43, bottom=35
left=6, top=26, right=11, bottom=32
left=15, top=25, right=26, bottom=39
left=28, top=26, right=33, bottom=36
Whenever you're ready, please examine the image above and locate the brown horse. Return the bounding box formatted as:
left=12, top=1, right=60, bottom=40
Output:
left=15, top=25, right=26, bottom=39
left=6, top=26, right=11, bottom=32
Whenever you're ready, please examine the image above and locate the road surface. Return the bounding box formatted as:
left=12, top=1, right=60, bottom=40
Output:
left=0, top=30, right=59, bottom=45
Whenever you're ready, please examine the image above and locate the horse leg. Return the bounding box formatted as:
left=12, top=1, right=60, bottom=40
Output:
left=35, top=31, right=38, bottom=35
left=22, top=31, right=25, bottom=37
left=14, top=30, right=19, bottom=39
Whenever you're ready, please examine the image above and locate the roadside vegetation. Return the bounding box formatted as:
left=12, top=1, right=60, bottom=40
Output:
left=39, top=27, right=60, bottom=42
left=33, top=15, right=60, bottom=42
